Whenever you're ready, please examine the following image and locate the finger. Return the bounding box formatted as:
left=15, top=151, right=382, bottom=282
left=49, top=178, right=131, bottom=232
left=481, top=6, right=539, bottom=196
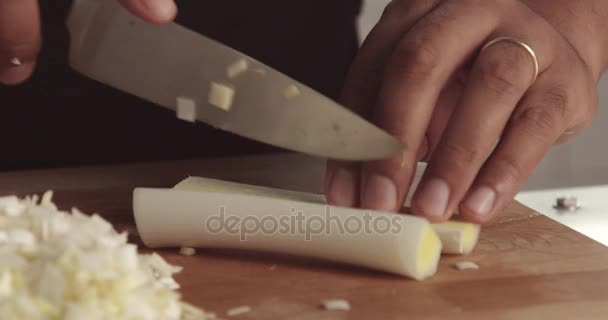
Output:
left=326, top=1, right=440, bottom=207
left=555, top=66, right=598, bottom=145
left=119, top=0, right=177, bottom=23
left=0, top=0, right=41, bottom=85
left=359, top=2, right=501, bottom=212
left=411, top=34, right=554, bottom=221
left=419, top=75, right=466, bottom=161
left=459, top=71, right=584, bottom=223
left=340, top=1, right=441, bottom=116
left=324, top=161, right=360, bottom=208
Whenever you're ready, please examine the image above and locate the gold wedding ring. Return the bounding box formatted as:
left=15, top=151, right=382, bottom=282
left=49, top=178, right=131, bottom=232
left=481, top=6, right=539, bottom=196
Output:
left=481, top=37, right=539, bottom=85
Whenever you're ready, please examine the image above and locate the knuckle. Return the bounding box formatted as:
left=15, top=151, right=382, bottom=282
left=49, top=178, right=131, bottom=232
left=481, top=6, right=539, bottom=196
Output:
left=512, top=86, right=570, bottom=137
left=491, top=155, right=523, bottom=187
left=478, top=46, right=532, bottom=94
left=516, top=107, right=561, bottom=134
left=542, top=87, right=570, bottom=115
left=442, top=140, right=483, bottom=167
left=410, top=41, right=442, bottom=72
left=393, top=36, right=442, bottom=79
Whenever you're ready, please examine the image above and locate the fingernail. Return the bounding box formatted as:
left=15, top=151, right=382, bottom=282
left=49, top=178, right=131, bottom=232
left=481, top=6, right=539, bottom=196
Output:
left=10, top=58, right=22, bottom=66
left=140, top=0, right=176, bottom=20
left=362, top=174, right=397, bottom=211
left=0, top=62, right=34, bottom=85
left=328, top=168, right=356, bottom=207
left=463, top=186, right=496, bottom=217
left=413, top=178, right=449, bottom=219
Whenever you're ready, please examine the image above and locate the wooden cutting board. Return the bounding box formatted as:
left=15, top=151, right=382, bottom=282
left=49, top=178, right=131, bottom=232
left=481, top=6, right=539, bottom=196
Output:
left=1, top=153, right=607, bottom=319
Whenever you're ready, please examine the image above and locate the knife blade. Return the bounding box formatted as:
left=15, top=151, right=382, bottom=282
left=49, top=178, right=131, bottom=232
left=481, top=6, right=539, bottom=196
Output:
left=67, top=0, right=406, bottom=161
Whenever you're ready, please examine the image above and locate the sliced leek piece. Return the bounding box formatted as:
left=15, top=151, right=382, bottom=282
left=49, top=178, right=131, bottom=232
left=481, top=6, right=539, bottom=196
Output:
left=283, top=85, right=301, bottom=100
left=179, top=247, right=196, bottom=256
left=321, top=299, right=351, bottom=311
left=226, top=59, right=249, bottom=79
left=226, top=305, right=252, bottom=317
left=208, top=82, right=235, bottom=111
left=176, top=97, right=197, bottom=123
left=454, top=261, right=480, bottom=270
left=430, top=221, right=480, bottom=255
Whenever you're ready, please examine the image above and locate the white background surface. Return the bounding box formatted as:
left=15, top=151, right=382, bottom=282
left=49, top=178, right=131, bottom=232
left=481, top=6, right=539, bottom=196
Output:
left=358, top=1, right=608, bottom=245
left=516, top=187, right=608, bottom=246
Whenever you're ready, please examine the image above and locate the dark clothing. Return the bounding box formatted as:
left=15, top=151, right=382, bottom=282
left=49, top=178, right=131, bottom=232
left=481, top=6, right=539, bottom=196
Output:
left=0, top=0, right=361, bottom=170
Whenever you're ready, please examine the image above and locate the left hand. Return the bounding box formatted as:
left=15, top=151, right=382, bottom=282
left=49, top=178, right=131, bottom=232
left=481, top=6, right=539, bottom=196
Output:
left=0, top=0, right=177, bottom=85
left=325, top=0, right=604, bottom=223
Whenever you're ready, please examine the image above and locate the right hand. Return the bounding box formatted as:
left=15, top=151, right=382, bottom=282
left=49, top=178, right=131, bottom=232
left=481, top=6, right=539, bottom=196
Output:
left=0, top=0, right=177, bottom=85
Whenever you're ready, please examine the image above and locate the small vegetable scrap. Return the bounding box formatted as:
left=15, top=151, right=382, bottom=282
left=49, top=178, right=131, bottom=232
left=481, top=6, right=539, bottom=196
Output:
left=283, top=85, right=301, bottom=100
left=321, top=299, right=351, bottom=311
left=179, top=247, right=197, bottom=256
left=0, top=192, right=214, bottom=320
left=226, top=305, right=252, bottom=317
left=454, top=261, right=480, bottom=271
left=253, top=68, right=267, bottom=75
left=227, top=59, right=249, bottom=79
left=208, top=82, right=235, bottom=111
left=176, top=97, right=197, bottom=123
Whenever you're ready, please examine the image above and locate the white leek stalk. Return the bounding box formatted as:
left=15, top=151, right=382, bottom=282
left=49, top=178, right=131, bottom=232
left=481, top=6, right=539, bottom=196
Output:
left=133, top=186, right=441, bottom=280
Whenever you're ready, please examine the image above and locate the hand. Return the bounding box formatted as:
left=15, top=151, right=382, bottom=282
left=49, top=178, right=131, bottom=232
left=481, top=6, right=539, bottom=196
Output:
left=0, top=0, right=177, bottom=85
left=325, top=0, right=603, bottom=223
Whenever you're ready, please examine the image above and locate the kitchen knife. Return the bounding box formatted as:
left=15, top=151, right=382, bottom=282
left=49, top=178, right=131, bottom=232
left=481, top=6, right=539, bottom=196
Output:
left=67, top=0, right=406, bottom=161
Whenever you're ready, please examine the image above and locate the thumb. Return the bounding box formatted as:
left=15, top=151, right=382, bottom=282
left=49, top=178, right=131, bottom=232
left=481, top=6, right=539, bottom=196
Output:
left=0, top=0, right=41, bottom=85
left=118, top=0, right=177, bottom=24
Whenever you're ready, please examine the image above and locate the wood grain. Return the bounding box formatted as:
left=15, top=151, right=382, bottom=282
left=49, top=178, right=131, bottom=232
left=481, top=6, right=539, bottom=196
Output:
left=1, top=153, right=607, bottom=319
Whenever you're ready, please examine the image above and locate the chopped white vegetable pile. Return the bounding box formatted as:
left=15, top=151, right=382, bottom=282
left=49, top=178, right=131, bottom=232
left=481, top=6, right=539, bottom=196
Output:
left=179, top=247, right=196, bottom=256
left=0, top=192, right=213, bottom=320
left=454, top=261, right=480, bottom=271
left=226, top=305, right=251, bottom=317
left=227, top=59, right=249, bottom=79
left=208, top=82, right=235, bottom=111
left=283, top=85, right=301, bottom=100
left=321, top=299, right=350, bottom=311
left=176, top=97, right=198, bottom=123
